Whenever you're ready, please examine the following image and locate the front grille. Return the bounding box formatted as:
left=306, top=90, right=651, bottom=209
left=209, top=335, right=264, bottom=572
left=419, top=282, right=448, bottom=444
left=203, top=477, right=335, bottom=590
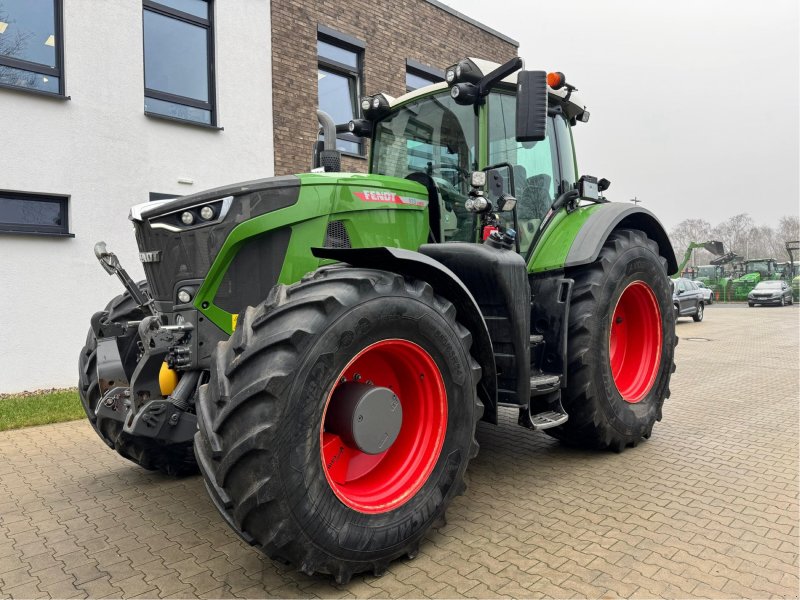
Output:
left=213, top=228, right=291, bottom=313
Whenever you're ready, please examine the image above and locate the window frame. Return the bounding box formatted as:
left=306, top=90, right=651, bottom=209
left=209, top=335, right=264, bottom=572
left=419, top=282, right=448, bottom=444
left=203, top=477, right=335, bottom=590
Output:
left=0, top=0, right=66, bottom=97
left=317, top=26, right=364, bottom=157
left=405, top=59, right=444, bottom=92
left=0, top=190, right=72, bottom=237
left=142, top=0, right=216, bottom=126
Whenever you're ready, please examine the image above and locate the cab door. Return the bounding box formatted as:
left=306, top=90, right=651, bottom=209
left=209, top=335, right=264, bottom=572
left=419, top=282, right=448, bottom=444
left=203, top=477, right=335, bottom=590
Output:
left=486, top=93, right=560, bottom=255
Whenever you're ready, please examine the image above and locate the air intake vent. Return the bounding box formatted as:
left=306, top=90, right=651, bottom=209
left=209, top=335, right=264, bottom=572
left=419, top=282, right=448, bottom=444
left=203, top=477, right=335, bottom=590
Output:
left=325, top=220, right=351, bottom=249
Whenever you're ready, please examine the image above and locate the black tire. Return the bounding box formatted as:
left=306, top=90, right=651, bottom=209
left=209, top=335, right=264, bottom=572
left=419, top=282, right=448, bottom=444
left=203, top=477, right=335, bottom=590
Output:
left=707, top=294, right=713, bottom=305
left=693, top=303, right=704, bottom=322
left=780, top=296, right=785, bottom=307
left=749, top=302, right=754, bottom=307
left=194, top=267, right=482, bottom=581
left=546, top=229, right=677, bottom=451
left=78, top=283, right=197, bottom=476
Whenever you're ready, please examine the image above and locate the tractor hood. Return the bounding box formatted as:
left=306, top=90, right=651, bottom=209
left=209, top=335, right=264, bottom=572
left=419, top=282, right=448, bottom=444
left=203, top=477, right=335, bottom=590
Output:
left=129, top=172, right=428, bottom=307
left=130, top=175, right=301, bottom=302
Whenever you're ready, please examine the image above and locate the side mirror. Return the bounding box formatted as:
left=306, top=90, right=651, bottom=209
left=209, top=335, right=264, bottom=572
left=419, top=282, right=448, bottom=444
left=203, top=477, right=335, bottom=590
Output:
left=483, top=163, right=515, bottom=204
left=516, top=71, right=548, bottom=142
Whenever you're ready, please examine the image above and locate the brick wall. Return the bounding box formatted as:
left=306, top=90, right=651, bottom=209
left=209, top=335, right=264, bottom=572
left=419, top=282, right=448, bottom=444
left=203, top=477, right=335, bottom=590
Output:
left=271, top=0, right=518, bottom=175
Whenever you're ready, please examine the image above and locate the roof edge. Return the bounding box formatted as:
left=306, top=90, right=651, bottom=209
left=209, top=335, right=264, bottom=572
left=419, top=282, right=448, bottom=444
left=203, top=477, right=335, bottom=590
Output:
left=422, top=0, right=519, bottom=48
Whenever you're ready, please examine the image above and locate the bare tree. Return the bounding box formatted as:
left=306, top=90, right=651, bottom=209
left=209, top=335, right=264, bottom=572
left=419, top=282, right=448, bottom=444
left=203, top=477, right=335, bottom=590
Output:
left=669, top=218, right=713, bottom=256
left=711, top=213, right=754, bottom=258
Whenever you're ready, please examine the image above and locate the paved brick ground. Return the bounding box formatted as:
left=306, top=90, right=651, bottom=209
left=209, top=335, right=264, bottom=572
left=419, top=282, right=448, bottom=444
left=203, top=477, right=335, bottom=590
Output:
left=1, top=305, right=798, bottom=598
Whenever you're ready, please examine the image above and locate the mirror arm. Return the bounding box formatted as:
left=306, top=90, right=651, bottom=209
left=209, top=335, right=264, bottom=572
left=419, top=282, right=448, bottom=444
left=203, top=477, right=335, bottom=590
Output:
left=477, top=57, right=524, bottom=97
left=550, top=189, right=579, bottom=213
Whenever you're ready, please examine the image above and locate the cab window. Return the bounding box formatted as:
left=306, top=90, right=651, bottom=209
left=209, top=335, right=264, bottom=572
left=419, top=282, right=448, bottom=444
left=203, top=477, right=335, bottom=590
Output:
left=372, top=92, right=477, bottom=241
left=552, top=114, right=577, bottom=194
left=488, top=93, right=559, bottom=254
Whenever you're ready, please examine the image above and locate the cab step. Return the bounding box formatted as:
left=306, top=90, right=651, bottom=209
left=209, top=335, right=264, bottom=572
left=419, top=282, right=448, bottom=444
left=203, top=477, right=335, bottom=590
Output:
left=527, top=410, right=568, bottom=430
left=530, top=373, right=561, bottom=396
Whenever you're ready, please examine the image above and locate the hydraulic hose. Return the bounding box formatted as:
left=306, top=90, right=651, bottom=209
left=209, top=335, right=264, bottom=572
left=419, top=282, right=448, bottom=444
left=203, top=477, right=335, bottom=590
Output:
left=168, top=370, right=201, bottom=412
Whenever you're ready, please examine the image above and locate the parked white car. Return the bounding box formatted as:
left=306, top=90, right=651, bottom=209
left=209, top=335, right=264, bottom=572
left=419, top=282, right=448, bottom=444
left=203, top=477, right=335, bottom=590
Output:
left=695, top=281, right=714, bottom=305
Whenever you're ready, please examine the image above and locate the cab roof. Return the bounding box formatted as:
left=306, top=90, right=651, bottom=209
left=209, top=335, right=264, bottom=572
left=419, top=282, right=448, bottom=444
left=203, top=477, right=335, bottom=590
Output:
left=387, top=58, right=589, bottom=120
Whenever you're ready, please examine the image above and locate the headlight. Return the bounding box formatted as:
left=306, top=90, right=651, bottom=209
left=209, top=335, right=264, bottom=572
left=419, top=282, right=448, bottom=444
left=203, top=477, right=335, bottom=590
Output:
left=199, top=206, right=214, bottom=221
left=180, top=211, right=194, bottom=225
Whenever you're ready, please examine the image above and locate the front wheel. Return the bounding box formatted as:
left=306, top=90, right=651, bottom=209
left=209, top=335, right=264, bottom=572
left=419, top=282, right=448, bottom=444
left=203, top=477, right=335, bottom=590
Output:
left=194, top=267, right=482, bottom=581
left=780, top=296, right=786, bottom=307
left=547, top=229, right=676, bottom=451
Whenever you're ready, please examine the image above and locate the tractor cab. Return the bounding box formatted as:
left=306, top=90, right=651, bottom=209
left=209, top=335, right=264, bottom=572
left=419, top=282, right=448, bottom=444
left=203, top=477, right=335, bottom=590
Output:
left=342, top=58, right=597, bottom=259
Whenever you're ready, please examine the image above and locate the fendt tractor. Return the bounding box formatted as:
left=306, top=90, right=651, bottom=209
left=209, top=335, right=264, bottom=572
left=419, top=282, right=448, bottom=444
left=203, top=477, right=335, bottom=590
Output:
left=79, top=58, right=678, bottom=581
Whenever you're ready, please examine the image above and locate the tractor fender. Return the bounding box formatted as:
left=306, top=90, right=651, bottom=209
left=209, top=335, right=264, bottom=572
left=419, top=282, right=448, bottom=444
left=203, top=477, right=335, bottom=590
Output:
left=565, top=204, right=679, bottom=275
left=311, top=246, right=498, bottom=423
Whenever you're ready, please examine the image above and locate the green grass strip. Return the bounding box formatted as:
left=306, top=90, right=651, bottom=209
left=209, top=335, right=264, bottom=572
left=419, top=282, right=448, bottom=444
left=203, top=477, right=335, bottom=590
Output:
left=0, top=389, right=85, bottom=432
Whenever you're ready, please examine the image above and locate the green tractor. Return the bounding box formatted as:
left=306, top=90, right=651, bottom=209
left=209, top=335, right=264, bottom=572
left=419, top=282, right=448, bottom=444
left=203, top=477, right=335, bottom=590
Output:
left=79, top=58, right=678, bottom=581
left=696, top=251, right=741, bottom=302
left=732, top=258, right=779, bottom=300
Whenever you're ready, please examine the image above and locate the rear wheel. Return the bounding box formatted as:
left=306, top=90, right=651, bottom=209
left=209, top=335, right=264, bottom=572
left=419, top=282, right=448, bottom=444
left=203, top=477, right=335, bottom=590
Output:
left=693, top=303, right=704, bottom=322
left=194, top=267, right=482, bottom=581
left=78, top=283, right=197, bottom=476
left=547, top=229, right=676, bottom=451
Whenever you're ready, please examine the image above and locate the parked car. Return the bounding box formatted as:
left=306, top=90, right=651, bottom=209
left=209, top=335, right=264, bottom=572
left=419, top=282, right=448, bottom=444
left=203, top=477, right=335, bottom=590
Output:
left=695, top=281, right=714, bottom=304
left=672, top=277, right=704, bottom=321
left=748, top=280, right=794, bottom=307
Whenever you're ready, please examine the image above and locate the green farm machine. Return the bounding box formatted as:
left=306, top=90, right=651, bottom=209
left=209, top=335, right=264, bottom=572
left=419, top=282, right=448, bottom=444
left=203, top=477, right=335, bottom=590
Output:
left=732, top=258, right=782, bottom=300
left=79, top=58, right=678, bottom=580
left=677, top=240, right=724, bottom=278
left=785, top=240, right=800, bottom=300
left=695, top=251, right=742, bottom=302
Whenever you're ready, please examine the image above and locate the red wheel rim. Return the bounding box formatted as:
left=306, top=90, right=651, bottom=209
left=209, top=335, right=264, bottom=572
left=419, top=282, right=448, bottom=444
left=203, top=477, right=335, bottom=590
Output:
left=320, top=339, right=447, bottom=514
left=608, top=281, right=663, bottom=403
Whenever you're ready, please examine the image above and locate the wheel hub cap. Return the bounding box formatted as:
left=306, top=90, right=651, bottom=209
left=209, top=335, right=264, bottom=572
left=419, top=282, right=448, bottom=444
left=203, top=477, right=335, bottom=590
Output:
left=320, top=339, right=447, bottom=514
left=326, top=383, right=403, bottom=455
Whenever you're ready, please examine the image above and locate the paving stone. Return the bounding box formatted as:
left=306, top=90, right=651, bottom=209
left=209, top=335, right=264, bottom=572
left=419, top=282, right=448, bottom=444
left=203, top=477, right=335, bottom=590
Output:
left=0, top=306, right=796, bottom=598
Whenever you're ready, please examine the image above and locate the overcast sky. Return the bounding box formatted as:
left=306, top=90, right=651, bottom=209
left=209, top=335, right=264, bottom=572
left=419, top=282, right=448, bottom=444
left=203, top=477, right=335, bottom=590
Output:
left=441, top=0, right=799, bottom=231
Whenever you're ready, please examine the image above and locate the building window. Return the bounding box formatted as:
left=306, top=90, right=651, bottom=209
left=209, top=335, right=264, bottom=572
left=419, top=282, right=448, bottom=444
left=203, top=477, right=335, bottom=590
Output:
left=149, top=192, right=179, bottom=201
left=143, top=0, right=215, bottom=125
left=317, top=27, right=364, bottom=155
left=405, top=59, right=444, bottom=92
left=0, top=0, right=64, bottom=95
left=0, top=191, right=70, bottom=236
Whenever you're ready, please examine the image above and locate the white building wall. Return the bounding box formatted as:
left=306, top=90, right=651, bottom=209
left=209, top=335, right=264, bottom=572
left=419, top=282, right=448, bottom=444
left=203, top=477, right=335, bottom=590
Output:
left=0, top=0, right=274, bottom=392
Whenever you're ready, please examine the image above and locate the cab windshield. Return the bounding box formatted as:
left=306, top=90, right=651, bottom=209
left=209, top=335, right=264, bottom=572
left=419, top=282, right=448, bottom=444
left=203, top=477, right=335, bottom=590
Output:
left=697, top=266, right=716, bottom=278
left=371, top=91, right=477, bottom=241
left=746, top=261, right=770, bottom=273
